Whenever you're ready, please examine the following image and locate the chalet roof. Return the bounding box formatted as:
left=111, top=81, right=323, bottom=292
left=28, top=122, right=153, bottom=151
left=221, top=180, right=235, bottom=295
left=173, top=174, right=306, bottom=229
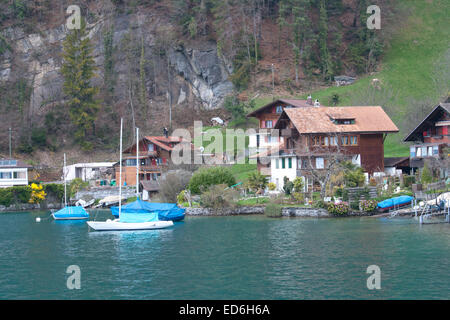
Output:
left=276, top=106, right=399, bottom=134
left=0, top=159, right=32, bottom=169
left=124, top=136, right=188, bottom=153
left=246, top=99, right=315, bottom=117
left=404, top=103, right=450, bottom=142
left=140, top=180, right=160, bottom=192
left=384, top=157, right=410, bottom=167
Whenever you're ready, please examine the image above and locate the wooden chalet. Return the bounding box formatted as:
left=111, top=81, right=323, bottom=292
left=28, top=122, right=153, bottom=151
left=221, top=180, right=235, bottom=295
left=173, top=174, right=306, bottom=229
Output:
left=270, top=106, right=399, bottom=190
left=114, top=136, right=191, bottom=189
left=404, top=102, right=450, bottom=170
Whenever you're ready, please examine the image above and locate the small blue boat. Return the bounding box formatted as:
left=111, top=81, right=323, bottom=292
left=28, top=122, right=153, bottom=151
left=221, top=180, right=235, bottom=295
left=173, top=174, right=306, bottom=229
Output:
left=52, top=206, right=90, bottom=220
left=377, top=195, right=414, bottom=212
left=111, top=199, right=185, bottom=222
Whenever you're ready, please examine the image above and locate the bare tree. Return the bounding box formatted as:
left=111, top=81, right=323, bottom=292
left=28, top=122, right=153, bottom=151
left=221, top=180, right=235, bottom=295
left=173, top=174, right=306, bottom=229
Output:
left=294, top=134, right=348, bottom=198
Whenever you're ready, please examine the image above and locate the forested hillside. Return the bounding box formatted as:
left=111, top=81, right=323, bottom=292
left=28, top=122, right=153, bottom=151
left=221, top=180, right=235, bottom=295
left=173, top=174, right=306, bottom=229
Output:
left=0, top=0, right=447, bottom=164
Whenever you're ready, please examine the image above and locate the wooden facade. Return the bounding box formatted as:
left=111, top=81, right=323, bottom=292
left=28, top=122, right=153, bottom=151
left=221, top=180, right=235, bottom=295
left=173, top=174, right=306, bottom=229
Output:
left=114, top=136, right=183, bottom=187
left=404, top=102, right=450, bottom=168
left=274, top=107, right=398, bottom=175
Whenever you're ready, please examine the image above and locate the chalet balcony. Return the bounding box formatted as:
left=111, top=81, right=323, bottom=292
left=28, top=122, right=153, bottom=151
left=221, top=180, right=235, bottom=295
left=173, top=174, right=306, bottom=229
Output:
left=145, top=150, right=158, bottom=157
left=409, top=143, right=444, bottom=159
left=138, top=164, right=167, bottom=172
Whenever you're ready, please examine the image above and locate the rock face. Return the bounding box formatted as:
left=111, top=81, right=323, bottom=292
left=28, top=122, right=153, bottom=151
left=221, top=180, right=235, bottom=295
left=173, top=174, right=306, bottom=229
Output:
left=0, top=10, right=234, bottom=139
left=169, top=43, right=233, bottom=109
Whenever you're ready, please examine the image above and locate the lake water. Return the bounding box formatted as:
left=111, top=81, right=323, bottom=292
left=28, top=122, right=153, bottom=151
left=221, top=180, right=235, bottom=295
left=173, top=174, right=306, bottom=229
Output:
left=0, top=210, right=448, bottom=299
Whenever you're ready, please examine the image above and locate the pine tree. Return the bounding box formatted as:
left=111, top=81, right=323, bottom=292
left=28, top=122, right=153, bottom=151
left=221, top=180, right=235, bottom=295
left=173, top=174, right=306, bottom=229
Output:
left=61, top=19, right=100, bottom=150
left=318, top=0, right=333, bottom=81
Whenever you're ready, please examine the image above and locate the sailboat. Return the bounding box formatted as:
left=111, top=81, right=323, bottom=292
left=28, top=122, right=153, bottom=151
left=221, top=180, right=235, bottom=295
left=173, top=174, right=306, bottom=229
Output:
left=86, top=121, right=173, bottom=231
left=52, top=153, right=90, bottom=220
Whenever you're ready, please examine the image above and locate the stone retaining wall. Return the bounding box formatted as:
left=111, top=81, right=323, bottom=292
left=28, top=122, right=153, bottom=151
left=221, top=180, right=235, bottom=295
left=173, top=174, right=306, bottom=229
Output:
left=282, top=207, right=331, bottom=217
left=186, top=206, right=265, bottom=216
left=0, top=202, right=62, bottom=212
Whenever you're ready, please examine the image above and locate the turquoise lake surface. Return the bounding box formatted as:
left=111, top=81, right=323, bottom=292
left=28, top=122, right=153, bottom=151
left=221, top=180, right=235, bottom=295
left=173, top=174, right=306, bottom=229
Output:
left=0, top=210, right=448, bottom=299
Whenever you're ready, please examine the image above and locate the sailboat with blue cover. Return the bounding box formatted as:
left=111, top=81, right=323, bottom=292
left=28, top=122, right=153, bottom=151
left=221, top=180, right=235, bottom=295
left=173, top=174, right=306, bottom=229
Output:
left=111, top=199, right=185, bottom=221
left=86, top=123, right=173, bottom=231
left=52, top=153, right=89, bottom=220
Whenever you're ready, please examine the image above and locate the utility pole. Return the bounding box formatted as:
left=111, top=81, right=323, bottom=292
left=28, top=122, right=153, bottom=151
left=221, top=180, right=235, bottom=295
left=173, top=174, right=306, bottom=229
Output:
left=8, top=128, right=12, bottom=158
left=271, top=64, right=275, bottom=101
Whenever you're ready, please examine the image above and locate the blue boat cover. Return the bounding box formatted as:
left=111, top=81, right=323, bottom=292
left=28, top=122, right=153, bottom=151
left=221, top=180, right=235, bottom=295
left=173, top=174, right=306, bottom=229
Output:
left=119, top=211, right=159, bottom=223
left=53, top=206, right=89, bottom=218
left=111, top=199, right=185, bottom=221
left=377, top=195, right=413, bottom=209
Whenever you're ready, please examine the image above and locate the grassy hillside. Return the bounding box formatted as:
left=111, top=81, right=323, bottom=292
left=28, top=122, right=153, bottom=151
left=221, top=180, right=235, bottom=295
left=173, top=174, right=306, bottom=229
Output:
left=251, top=0, right=450, bottom=157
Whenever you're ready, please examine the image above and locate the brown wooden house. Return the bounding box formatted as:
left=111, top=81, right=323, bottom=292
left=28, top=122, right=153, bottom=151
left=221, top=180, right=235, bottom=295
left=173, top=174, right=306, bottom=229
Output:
left=247, top=97, right=321, bottom=175
left=114, top=136, right=191, bottom=189
left=269, top=106, right=398, bottom=190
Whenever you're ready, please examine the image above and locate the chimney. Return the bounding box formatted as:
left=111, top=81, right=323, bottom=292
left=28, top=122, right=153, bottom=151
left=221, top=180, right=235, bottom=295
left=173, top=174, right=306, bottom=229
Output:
left=314, top=99, right=320, bottom=107
left=307, top=95, right=313, bottom=105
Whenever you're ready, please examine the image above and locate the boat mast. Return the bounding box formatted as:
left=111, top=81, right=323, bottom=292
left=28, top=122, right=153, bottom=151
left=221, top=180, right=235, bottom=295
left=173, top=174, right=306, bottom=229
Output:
left=136, top=127, right=139, bottom=199
left=64, top=153, right=67, bottom=207
left=119, top=118, right=123, bottom=218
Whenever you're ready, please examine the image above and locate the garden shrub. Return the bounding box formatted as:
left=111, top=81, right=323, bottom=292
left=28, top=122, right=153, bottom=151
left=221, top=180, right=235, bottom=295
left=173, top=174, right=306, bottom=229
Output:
left=160, top=171, right=192, bottom=202
left=360, top=200, right=378, bottom=212
left=327, top=202, right=349, bottom=216
left=293, top=192, right=304, bottom=203
left=200, top=184, right=239, bottom=209
left=350, top=201, right=360, bottom=211
left=264, top=203, right=282, bottom=218
left=267, top=182, right=276, bottom=191
left=403, top=175, right=415, bottom=188
left=0, top=188, right=13, bottom=206
left=188, top=167, right=236, bottom=195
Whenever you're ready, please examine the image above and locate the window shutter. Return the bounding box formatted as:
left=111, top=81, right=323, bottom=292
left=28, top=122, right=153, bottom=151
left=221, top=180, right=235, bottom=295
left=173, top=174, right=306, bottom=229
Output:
left=443, top=126, right=448, bottom=135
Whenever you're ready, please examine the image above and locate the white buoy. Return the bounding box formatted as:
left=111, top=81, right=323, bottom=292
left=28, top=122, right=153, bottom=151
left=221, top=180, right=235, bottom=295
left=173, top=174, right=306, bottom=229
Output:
left=36, top=217, right=41, bottom=222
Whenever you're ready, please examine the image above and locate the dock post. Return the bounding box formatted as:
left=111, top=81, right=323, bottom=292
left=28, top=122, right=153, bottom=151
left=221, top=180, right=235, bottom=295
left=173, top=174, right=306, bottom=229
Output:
left=419, top=215, right=423, bottom=224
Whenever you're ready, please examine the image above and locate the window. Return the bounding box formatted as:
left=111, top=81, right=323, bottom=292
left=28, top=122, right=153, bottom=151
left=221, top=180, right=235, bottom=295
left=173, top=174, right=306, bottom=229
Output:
left=275, top=159, right=279, bottom=169
left=433, top=145, right=439, bottom=155
left=276, top=106, right=283, bottom=113
left=288, top=157, right=292, bottom=169
left=0, top=172, right=12, bottom=179
left=330, top=136, right=338, bottom=146
left=324, top=137, right=329, bottom=146
left=421, top=147, right=427, bottom=157
left=341, top=136, right=349, bottom=146
left=350, top=136, right=358, bottom=145
left=410, top=147, right=416, bottom=158
left=125, top=159, right=137, bottom=166
left=281, top=158, right=285, bottom=169
left=316, top=157, right=324, bottom=169
left=416, top=147, right=422, bottom=157
left=266, top=120, right=273, bottom=128
left=428, top=146, right=433, bottom=157
left=148, top=143, right=155, bottom=151
left=0, top=160, right=17, bottom=166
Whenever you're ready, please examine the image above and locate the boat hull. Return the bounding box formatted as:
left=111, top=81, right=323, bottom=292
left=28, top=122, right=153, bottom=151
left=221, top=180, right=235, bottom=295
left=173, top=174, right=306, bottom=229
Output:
left=52, top=214, right=89, bottom=220
left=86, top=220, right=174, bottom=231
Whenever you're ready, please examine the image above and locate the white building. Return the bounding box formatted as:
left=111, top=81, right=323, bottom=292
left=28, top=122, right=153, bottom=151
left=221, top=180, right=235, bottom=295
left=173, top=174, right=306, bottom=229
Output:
left=63, top=162, right=116, bottom=182
left=0, top=159, right=30, bottom=188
